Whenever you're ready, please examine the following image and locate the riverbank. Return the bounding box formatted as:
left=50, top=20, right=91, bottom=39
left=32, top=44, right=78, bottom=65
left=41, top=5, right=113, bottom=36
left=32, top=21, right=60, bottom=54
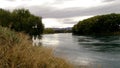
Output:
left=0, top=26, right=73, bottom=68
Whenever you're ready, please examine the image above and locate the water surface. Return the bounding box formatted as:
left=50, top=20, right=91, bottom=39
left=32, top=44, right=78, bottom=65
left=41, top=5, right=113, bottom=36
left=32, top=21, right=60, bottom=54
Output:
left=40, top=33, right=120, bottom=68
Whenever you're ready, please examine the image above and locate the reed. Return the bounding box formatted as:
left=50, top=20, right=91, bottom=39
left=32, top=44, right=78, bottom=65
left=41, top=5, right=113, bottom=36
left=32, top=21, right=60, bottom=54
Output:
left=0, top=26, right=73, bottom=68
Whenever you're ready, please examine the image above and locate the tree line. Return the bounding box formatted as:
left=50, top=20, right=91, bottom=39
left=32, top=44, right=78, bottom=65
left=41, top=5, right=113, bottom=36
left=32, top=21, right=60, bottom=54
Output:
left=0, top=8, right=44, bottom=36
left=44, top=28, right=72, bottom=34
left=72, top=13, right=120, bottom=35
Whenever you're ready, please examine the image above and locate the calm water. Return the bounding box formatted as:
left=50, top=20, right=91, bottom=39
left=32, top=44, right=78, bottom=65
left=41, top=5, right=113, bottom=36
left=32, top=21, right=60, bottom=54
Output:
left=39, top=33, right=120, bottom=68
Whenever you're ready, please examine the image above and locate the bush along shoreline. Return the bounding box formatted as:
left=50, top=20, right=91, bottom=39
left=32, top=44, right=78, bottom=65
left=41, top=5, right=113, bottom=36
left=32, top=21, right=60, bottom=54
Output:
left=0, top=8, right=44, bottom=36
left=0, top=26, right=73, bottom=68
left=72, top=13, right=120, bottom=35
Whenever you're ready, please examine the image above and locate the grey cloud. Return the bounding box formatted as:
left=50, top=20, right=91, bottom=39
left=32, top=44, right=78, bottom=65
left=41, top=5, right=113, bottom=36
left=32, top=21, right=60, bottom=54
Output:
left=103, top=0, right=115, bottom=2
left=63, top=21, right=77, bottom=24
left=54, top=0, right=116, bottom=3
left=28, top=6, right=84, bottom=18
left=61, top=19, right=78, bottom=24
left=62, top=19, right=74, bottom=22
left=27, top=1, right=120, bottom=18
left=27, top=6, right=57, bottom=18
left=7, top=0, right=120, bottom=19
left=6, top=0, right=120, bottom=27
left=5, top=0, right=31, bottom=1
left=53, top=0, right=73, bottom=4
left=5, top=0, right=14, bottom=1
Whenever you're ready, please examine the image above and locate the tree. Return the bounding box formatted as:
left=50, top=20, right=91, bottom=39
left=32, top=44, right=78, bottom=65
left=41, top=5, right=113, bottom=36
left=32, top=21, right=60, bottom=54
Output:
left=0, top=9, right=11, bottom=27
left=11, top=9, right=44, bottom=35
left=0, top=8, right=44, bottom=35
left=72, top=13, right=120, bottom=35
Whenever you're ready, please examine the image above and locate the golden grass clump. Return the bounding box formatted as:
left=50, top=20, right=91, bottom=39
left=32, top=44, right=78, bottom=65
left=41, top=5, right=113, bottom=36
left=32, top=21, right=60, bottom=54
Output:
left=0, top=26, right=73, bottom=68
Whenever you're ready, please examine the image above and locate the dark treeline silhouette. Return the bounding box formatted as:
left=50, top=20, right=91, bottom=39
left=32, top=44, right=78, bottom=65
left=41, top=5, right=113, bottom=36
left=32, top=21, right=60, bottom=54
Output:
left=72, top=13, right=120, bottom=35
left=0, top=8, right=44, bottom=36
left=44, top=28, right=72, bottom=34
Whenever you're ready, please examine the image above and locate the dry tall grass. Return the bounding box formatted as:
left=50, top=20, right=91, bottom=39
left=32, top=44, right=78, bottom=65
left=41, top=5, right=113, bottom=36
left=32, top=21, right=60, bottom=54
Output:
left=0, top=26, right=73, bottom=68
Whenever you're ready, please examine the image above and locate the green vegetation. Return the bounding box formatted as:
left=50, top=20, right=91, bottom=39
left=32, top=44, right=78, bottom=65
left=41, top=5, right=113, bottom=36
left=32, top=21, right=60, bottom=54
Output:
left=72, top=13, right=120, bottom=35
left=0, top=26, right=73, bottom=68
left=0, top=8, right=44, bottom=35
left=44, top=28, right=72, bottom=34
left=44, top=28, right=55, bottom=34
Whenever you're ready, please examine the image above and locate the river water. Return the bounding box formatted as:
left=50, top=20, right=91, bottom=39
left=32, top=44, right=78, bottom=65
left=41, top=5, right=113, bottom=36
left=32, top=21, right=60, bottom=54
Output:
left=39, top=33, right=120, bottom=68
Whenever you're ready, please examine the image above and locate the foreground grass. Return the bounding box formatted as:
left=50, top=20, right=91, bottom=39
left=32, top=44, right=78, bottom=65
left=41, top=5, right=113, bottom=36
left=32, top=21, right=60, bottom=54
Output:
left=0, top=26, right=73, bottom=68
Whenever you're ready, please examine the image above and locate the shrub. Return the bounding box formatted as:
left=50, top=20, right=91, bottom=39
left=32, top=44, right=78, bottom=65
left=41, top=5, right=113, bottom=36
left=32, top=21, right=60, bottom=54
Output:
left=73, top=13, right=120, bottom=35
left=0, top=26, right=73, bottom=68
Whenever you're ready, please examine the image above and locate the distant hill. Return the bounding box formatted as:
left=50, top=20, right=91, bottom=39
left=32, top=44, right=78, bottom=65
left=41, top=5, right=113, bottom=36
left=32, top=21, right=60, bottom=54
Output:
left=44, top=27, right=72, bottom=34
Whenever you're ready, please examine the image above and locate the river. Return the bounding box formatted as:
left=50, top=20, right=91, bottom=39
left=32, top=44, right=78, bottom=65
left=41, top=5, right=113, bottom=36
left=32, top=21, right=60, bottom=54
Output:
left=37, top=33, right=120, bottom=68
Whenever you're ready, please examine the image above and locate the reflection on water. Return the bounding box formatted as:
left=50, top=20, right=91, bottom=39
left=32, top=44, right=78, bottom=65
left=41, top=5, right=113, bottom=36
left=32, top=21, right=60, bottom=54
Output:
left=40, top=34, right=60, bottom=47
left=32, top=35, right=42, bottom=46
left=40, top=33, right=120, bottom=68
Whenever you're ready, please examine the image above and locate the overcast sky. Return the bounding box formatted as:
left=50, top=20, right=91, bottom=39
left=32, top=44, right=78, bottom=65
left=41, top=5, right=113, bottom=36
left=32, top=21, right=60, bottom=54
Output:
left=0, top=0, right=120, bottom=28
